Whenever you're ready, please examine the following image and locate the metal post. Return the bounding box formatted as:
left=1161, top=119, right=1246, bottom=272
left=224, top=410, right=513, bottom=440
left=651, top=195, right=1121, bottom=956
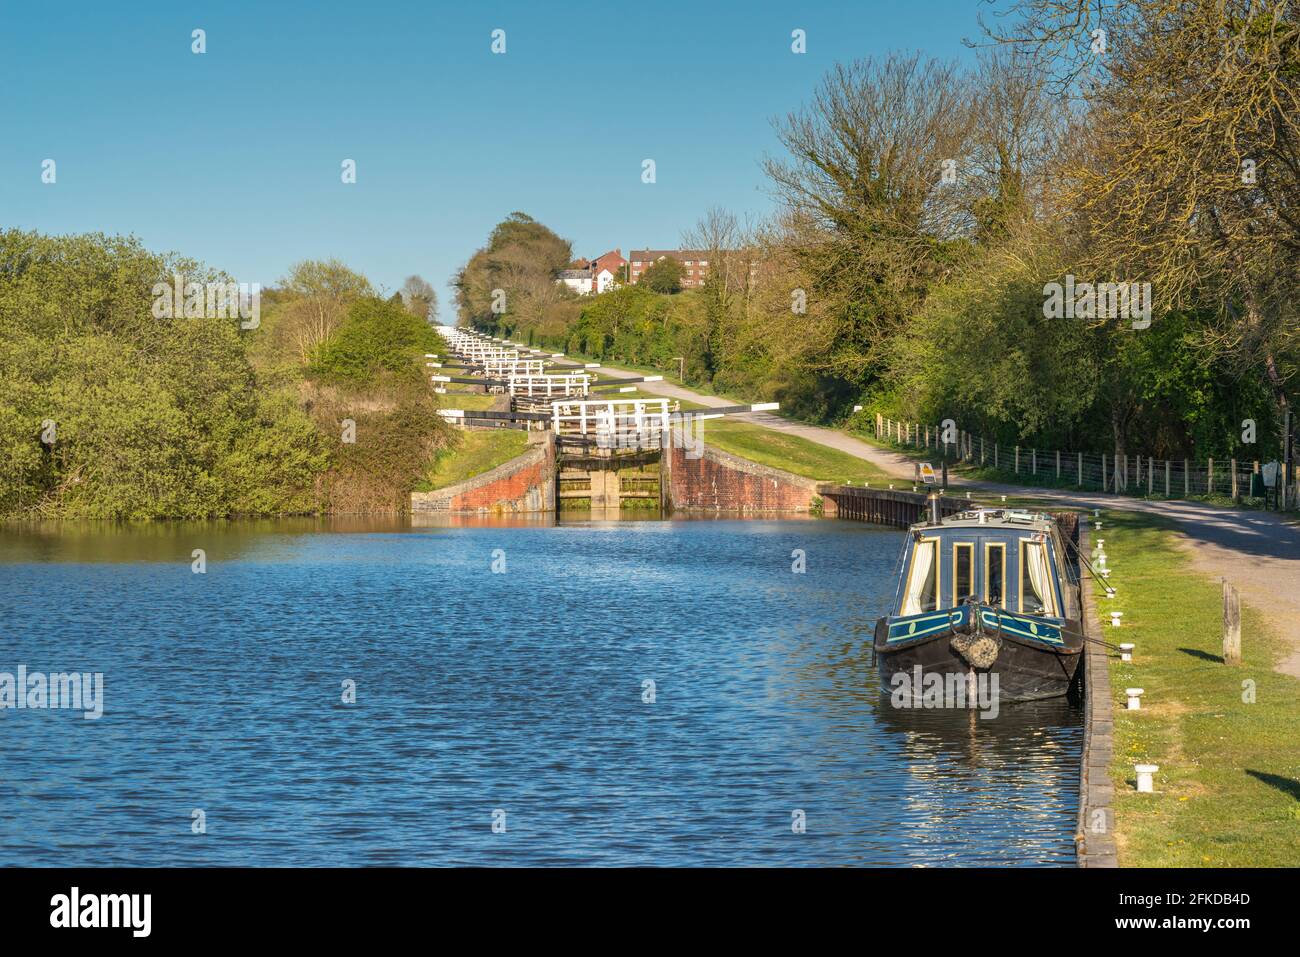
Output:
left=1148, top=456, right=1154, bottom=496
left=1078, top=452, right=1083, bottom=487
left=1102, top=453, right=1107, bottom=491
left=1184, top=459, right=1189, bottom=497
left=1165, top=459, right=1170, bottom=498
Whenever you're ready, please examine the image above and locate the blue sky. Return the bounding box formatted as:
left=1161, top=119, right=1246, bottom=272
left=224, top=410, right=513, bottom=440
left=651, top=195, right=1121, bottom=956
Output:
left=0, top=1, right=984, bottom=305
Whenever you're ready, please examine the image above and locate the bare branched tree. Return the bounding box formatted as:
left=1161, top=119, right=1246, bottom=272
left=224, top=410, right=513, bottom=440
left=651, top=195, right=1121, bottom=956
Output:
left=400, top=274, right=437, bottom=323
left=278, top=259, right=373, bottom=363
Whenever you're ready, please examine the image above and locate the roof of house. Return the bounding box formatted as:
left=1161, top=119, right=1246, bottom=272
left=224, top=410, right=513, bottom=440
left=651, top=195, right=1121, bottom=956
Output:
left=628, top=249, right=709, bottom=263
left=591, top=249, right=626, bottom=266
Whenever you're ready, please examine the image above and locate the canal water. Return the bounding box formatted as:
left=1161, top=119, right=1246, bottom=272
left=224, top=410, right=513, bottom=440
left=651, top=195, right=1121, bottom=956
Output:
left=0, top=516, right=1082, bottom=866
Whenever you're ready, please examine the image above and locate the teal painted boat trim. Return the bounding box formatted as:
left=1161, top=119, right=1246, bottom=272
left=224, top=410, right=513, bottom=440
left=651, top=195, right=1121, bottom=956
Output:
left=979, top=609, right=1064, bottom=645
left=887, top=606, right=967, bottom=643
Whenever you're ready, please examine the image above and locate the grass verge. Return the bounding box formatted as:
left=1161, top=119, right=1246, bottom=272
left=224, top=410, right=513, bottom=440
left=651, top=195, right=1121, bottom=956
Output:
left=417, top=429, right=529, bottom=491
left=704, top=419, right=890, bottom=484
left=1096, top=510, right=1300, bottom=866
left=436, top=391, right=500, bottom=412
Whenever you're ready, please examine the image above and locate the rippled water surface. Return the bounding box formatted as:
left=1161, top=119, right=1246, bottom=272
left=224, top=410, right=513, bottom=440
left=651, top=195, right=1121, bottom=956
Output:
left=0, top=516, right=1082, bottom=866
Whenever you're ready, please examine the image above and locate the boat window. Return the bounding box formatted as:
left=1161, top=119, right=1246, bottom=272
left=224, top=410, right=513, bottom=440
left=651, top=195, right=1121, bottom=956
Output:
left=985, top=543, right=1005, bottom=608
left=953, top=543, right=974, bottom=605
left=901, top=539, right=939, bottom=615
left=1020, top=539, right=1057, bottom=616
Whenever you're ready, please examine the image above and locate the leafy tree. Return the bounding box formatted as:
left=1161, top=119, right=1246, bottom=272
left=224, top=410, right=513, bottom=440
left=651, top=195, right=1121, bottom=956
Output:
left=638, top=257, right=684, bottom=294
left=276, top=259, right=373, bottom=364
left=311, top=296, right=440, bottom=385
left=454, top=212, right=572, bottom=333
left=0, top=230, right=332, bottom=518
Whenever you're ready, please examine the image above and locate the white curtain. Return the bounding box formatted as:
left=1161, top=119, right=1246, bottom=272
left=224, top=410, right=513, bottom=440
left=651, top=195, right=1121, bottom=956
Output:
left=1025, top=542, right=1054, bottom=615
left=902, top=541, right=935, bottom=615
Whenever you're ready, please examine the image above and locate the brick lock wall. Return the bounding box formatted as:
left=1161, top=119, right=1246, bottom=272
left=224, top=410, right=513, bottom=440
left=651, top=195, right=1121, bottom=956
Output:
left=666, top=442, right=819, bottom=512
left=412, top=433, right=555, bottom=514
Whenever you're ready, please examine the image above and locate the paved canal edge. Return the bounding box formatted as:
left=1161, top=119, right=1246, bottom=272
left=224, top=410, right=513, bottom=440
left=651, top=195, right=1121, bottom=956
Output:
left=1075, top=526, right=1118, bottom=867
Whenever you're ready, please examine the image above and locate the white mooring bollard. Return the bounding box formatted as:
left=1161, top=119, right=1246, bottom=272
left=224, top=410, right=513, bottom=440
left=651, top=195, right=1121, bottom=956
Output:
left=1095, top=521, right=1102, bottom=531
left=1093, top=508, right=1101, bottom=518
left=1119, top=642, right=1134, bottom=662
left=1110, top=611, right=1124, bottom=628
left=1105, top=587, right=1116, bottom=599
left=1135, top=764, right=1158, bottom=793
left=1126, top=687, right=1144, bottom=710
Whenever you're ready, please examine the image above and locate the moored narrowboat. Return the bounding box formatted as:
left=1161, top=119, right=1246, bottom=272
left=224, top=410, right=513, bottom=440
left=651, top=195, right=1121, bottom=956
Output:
left=874, top=498, right=1084, bottom=703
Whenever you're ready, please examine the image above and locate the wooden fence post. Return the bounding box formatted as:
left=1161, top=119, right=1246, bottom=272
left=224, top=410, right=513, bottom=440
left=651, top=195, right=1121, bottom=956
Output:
left=994, top=444, right=999, bottom=469
left=1102, top=452, right=1107, bottom=491
left=1015, top=446, right=1020, bottom=473
left=1223, top=580, right=1241, bottom=665
left=1148, top=456, right=1154, bottom=495
left=1032, top=448, right=1037, bottom=475
left=1165, top=459, right=1170, bottom=498
left=1056, top=450, right=1061, bottom=479
left=1184, top=459, right=1189, bottom=497
left=981, top=437, right=985, bottom=464
left=1231, top=458, right=1238, bottom=501
left=1077, top=452, right=1083, bottom=487
left=1208, top=457, right=1214, bottom=495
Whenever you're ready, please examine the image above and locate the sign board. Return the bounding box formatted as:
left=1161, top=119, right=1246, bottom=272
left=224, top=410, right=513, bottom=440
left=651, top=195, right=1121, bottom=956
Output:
left=1262, top=460, right=1279, bottom=487
left=919, top=463, right=937, bottom=485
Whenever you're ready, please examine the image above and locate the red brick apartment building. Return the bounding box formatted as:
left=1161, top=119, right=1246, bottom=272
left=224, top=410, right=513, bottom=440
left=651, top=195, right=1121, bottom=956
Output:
left=628, top=250, right=711, bottom=288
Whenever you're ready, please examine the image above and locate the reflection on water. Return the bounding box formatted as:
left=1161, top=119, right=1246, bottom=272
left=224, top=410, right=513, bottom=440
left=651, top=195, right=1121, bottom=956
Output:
left=0, top=516, right=1081, bottom=866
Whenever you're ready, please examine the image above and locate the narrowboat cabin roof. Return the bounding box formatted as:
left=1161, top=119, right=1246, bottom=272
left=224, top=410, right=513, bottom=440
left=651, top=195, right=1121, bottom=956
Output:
left=907, top=508, right=1059, bottom=534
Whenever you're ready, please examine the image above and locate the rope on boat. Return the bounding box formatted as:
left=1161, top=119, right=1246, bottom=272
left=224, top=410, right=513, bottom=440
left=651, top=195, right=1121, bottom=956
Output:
left=1063, top=529, right=1114, bottom=592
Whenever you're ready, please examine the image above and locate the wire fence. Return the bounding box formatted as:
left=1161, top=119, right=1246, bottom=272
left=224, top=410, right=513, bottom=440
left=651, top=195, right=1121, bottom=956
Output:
left=875, top=415, right=1298, bottom=510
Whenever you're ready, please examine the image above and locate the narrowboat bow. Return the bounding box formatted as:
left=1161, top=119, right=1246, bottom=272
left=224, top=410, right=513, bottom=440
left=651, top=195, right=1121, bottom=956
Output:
left=874, top=499, right=1084, bottom=702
